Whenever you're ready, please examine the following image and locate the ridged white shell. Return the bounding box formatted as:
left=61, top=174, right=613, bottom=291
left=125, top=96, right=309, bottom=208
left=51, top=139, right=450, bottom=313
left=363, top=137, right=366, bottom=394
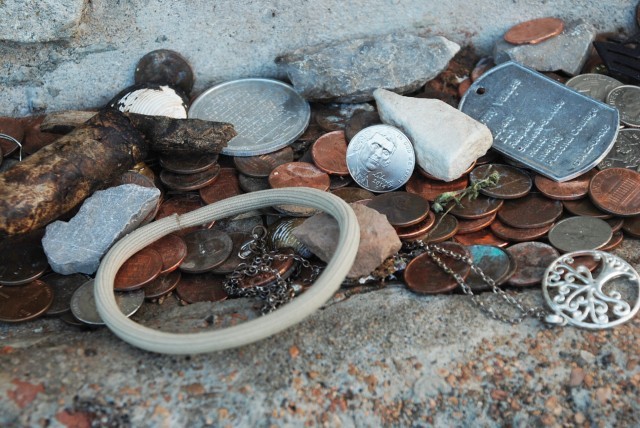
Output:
left=115, top=85, right=187, bottom=118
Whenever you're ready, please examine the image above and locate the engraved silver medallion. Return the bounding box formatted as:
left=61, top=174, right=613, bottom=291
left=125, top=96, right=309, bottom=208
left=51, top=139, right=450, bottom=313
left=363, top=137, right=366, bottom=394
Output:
left=188, top=78, right=310, bottom=156
left=346, top=124, right=415, bottom=193
left=542, top=250, right=640, bottom=329
left=606, top=84, right=640, bottom=128
left=71, top=280, right=144, bottom=325
left=597, top=129, right=640, bottom=171
left=565, top=73, right=622, bottom=102
left=460, top=62, right=619, bottom=182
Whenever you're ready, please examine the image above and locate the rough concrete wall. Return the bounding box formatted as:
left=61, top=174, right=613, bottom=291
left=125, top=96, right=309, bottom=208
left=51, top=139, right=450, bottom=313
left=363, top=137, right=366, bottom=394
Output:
left=0, top=0, right=636, bottom=116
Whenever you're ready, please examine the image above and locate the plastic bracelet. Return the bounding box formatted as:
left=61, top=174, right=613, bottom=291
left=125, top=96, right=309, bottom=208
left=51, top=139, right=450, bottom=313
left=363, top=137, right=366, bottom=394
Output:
left=94, top=187, right=360, bottom=354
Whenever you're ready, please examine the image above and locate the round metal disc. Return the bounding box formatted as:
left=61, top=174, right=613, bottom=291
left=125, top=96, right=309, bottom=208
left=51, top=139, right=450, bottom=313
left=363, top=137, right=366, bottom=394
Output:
left=70, top=280, right=144, bottom=326
left=547, top=216, right=613, bottom=253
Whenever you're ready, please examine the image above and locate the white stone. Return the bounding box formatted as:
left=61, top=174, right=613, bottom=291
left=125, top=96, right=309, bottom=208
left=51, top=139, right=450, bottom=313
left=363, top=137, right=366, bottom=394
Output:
left=374, top=89, right=493, bottom=182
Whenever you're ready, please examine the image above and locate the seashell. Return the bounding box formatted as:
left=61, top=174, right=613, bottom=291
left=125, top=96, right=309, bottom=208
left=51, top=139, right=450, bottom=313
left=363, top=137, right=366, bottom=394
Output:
left=109, top=84, right=188, bottom=118
left=134, top=49, right=194, bottom=95
left=267, top=217, right=312, bottom=258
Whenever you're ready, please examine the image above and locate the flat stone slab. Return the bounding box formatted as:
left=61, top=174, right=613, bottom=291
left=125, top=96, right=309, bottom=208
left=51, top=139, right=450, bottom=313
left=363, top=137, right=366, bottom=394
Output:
left=0, top=0, right=85, bottom=43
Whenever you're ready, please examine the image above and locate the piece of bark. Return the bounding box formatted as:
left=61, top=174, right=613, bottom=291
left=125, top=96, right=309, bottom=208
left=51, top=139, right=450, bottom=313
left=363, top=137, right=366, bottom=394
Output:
left=40, top=110, right=99, bottom=134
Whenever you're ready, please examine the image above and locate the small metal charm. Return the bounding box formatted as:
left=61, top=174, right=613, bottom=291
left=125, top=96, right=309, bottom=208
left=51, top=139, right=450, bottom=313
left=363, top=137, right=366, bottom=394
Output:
left=542, top=250, right=640, bottom=329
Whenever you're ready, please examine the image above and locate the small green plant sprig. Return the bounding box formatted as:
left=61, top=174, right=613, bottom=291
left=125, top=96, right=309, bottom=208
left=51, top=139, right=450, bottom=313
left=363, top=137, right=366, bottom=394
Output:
left=431, top=170, right=501, bottom=214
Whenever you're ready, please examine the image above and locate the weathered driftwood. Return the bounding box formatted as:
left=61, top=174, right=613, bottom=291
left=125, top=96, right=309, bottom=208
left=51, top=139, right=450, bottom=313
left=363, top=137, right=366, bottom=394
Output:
left=0, top=109, right=234, bottom=236
left=39, top=110, right=98, bottom=134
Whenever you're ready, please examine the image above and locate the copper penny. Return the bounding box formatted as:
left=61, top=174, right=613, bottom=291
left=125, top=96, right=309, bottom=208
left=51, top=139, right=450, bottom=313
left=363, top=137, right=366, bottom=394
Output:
left=367, top=192, right=430, bottom=227
left=311, top=131, right=349, bottom=175
left=159, top=153, right=218, bottom=174
left=296, top=123, right=325, bottom=143
left=506, top=242, right=560, bottom=287
left=600, top=231, right=624, bottom=251
left=199, top=168, right=243, bottom=205
left=118, top=170, right=157, bottom=189
left=0, top=231, right=49, bottom=286
left=234, top=146, right=294, bottom=178
left=395, top=211, right=436, bottom=240
left=404, top=242, right=471, bottom=294
left=418, top=161, right=476, bottom=181
left=176, top=272, right=228, bottom=304
left=534, top=169, right=596, bottom=200
left=423, top=214, right=459, bottom=243
left=160, top=164, right=221, bottom=191
left=238, top=173, right=270, bottom=193
left=547, top=216, right=612, bottom=253
left=466, top=245, right=515, bottom=292
left=331, top=187, right=374, bottom=204
left=345, top=110, right=381, bottom=142
left=457, top=212, right=497, bottom=234
left=453, top=230, right=509, bottom=248
left=470, top=164, right=532, bottom=199
left=114, top=247, right=163, bottom=291
left=0, top=117, right=24, bottom=157
left=503, top=17, right=565, bottom=45
left=490, top=218, right=551, bottom=242
left=269, top=162, right=330, bottom=191
left=589, top=168, right=640, bottom=216
left=471, top=57, right=495, bottom=82
left=405, top=173, right=468, bottom=201
left=41, top=273, right=88, bottom=316
left=0, top=280, right=53, bottom=322
left=144, top=270, right=181, bottom=300
left=147, top=234, right=188, bottom=274
left=180, top=229, right=233, bottom=274
left=134, top=49, right=194, bottom=95
left=622, top=216, right=640, bottom=238
left=155, top=193, right=213, bottom=235
left=238, top=252, right=296, bottom=289
left=475, top=150, right=501, bottom=165
left=497, top=193, right=563, bottom=229
left=20, top=116, right=59, bottom=155
left=448, top=194, right=504, bottom=220
left=210, top=232, right=253, bottom=274
left=606, top=217, right=624, bottom=233
left=562, top=198, right=612, bottom=219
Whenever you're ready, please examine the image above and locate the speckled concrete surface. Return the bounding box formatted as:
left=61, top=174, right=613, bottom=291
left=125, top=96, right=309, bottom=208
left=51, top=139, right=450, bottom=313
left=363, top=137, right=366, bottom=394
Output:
left=1, top=240, right=639, bottom=427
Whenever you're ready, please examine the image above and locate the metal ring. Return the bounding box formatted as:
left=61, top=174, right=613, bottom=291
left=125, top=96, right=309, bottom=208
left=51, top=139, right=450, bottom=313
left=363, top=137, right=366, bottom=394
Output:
left=0, top=133, right=22, bottom=161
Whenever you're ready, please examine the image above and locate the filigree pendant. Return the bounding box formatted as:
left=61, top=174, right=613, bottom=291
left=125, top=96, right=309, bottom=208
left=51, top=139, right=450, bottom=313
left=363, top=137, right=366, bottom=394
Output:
left=542, top=251, right=640, bottom=329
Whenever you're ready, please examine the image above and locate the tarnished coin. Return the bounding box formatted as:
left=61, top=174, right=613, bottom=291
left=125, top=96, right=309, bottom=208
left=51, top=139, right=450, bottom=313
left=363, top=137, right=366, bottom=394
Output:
left=0, top=117, right=24, bottom=157
left=457, top=213, right=497, bottom=235
left=160, top=164, right=221, bottom=191
left=238, top=252, right=296, bottom=289
left=404, top=242, right=471, bottom=294
left=211, top=232, right=255, bottom=274
left=565, top=73, right=623, bottom=102
left=311, top=131, right=349, bottom=175
left=598, top=129, right=640, bottom=171
left=238, top=173, right=270, bottom=193
left=367, top=192, right=430, bottom=227
left=423, top=214, right=459, bottom=243
left=71, top=280, right=144, bottom=326
left=534, top=169, right=596, bottom=200
left=490, top=219, right=552, bottom=242
left=0, top=231, right=49, bottom=286
left=155, top=194, right=214, bottom=235
left=180, top=229, right=234, bottom=273
left=497, top=193, right=563, bottom=228
left=453, top=230, right=509, bottom=248
left=189, top=78, right=310, bottom=156
left=233, top=146, right=294, bottom=178
left=548, top=216, right=613, bottom=253
left=199, top=168, right=242, bottom=205
left=471, top=57, right=495, bottom=82
left=607, top=217, right=624, bottom=233
left=0, top=280, right=53, bottom=322
left=470, top=164, right=532, bottom=199
left=114, top=247, right=163, bottom=291
left=41, top=273, right=88, bottom=316
left=600, top=231, right=624, bottom=251
left=475, top=150, right=501, bottom=165
left=563, top=198, right=612, bottom=219
left=134, top=49, right=194, bottom=95
left=346, top=124, right=415, bottom=192
left=266, top=219, right=312, bottom=258
left=331, top=187, right=374, bottom=204
left=466, top=245, right=515, bottom=291
left=503, top=17, right=565, bottom=45
left=269, top=162, right=330, bottom=191
left=506, top=242, right=560, bottom=287
left=118, top=170, right=157, bottom=189
left=159, top=153, right=219, bottom=174
left=606, top=85, right=640, bottom=128
left=313, top=103, right=374, bottom=132
left=623, top=216, right=640, bottom=238
left=144, top=270, right=181, bottom=300
left=175, top=272, right=228, bottom=303
left=329, top=175, right=353, bottom=190
left=345, top=110, right=381, bottom=142
left=147, top=234, right=188, bottom=274
left=59, top=311, right=86, bottom=328
left=395, top=211, right=436, bottom=240
left=405, top=173, right=468, bottom=202
left=589, top=168, right=640, bottom=216
left=448, top=194, right=504, bottom=220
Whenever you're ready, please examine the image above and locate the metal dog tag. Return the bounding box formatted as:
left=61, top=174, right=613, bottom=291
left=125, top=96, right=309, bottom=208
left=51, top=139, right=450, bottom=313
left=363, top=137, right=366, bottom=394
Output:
left=460, top=62, right=619, bottom=182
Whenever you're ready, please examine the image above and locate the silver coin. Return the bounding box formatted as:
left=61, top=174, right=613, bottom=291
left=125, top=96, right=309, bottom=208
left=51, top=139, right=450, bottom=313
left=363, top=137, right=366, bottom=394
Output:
left=188, top=78, right=310, bottom=156
left=180, top=229, right=234, bottom=273
left=598, top=129, right=640, bottom=170
left=607, top=85, right=640, bottom=128
left=547, top=216, right=612, bottom=253
left=70, top=279, right=144, bottom=326
left=346, top=124, right=415, bottom=192
left=42, top=273, right=89, bottom=316
left=566, top=73, right=623, bottom=102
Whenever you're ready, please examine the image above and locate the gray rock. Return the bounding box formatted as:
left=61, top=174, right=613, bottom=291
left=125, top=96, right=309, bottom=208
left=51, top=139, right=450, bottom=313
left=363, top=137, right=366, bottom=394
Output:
left=374, top=88, right=492, bottom=181
left=293, top=203, right=401, bottom=278
left=277, top=33, right=460, bottom=103
left=0, top=0, right=85, bottom=43
left=493, top=19, right=596, bottom=75
left=42, top=184, right=161, bottom=275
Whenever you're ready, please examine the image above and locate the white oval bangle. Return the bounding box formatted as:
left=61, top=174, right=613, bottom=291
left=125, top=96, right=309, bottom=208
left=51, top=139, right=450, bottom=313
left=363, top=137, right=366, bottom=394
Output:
left=94, top=187, right=360, bottom=354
